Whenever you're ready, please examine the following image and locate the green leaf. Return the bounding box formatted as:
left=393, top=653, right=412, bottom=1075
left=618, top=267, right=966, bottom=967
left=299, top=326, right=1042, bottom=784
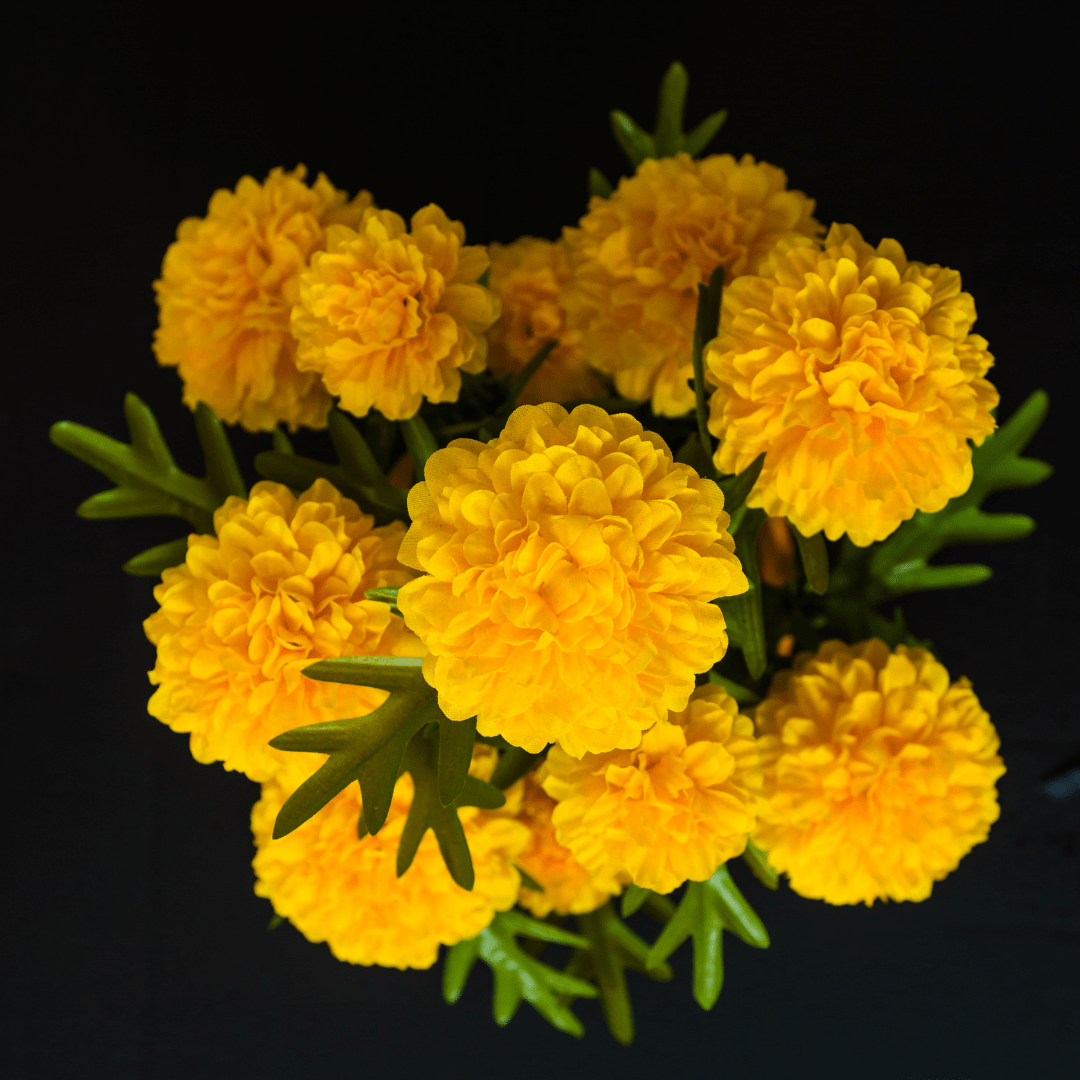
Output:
left=272, top=426, right=294, bottom=455
left=882, top=561, right=993, bottom=594
left=437, top=713, right=477, bottom=806
left=720, top=508, right=767, bottom=679
left=653, top=61, right=689, bottom=157
left=301, top=656, right=427, bottom=692
left=444, top=912, right=596, bottom=1036
left=267, top=913, right=286, bottom=931
left=588, top=167, right=614, bottom=198
left=577, top=902, right=673, bottom=1044
left=400, top=413, right=439, bottom=478
left=516, top=866, right=545, bottom=892
left=682, top=108, right=728, bottom=157
left=718, top=453, right=765, bottom=516
left=193, top=402, right=246, bottom=501
left=50, top=393, right=225, bottom=533
left=610, top=110, right=656, bottom=167
left=793, top=526, right=829, bottom=594
left=647, top=865, right=767, bottom=1011
left=707, top=670, right=760, bottom=705
left=122, top=537, right=190, bottom=577
left=741, top=840, right=779, bottom=890
left=363, top=586, right=401, bottom=616
left=490, top=745, right=544, bottom=790
left=691, top=268, right=724, bottom=481
left=620, top=884, right=650, bottom=917
left=503, top=339, right=558, bottom=410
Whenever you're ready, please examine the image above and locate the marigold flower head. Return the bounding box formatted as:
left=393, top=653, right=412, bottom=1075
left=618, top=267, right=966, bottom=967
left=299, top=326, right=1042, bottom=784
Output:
left=153, top=165, right=372, bottom=432
left=705, top=224, right=999, bottom=545
left=252, top=744, right=530, bottom=969
left=560, top=153, right=821, bottom=417
left=515, top=771, right=618, bottom=917
left=540, top=684, right=762, bottom=894
left=487, top=237, right=607, bottom=405
left=291, top=205, right=500, bottom=420
left=143, top=479, right=420, bottom=783
left=396, top=404, right=748, bottom=758
left=753, top=639, right=1004, bottom=905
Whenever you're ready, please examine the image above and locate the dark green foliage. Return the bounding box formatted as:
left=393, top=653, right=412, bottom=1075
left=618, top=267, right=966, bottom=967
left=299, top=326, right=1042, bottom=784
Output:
left=691, top=267, right=725, bottom=482
left=443, top=911, right=596, bottom=1035
left=122, top=537, right=190, bottom=577
left=490, top=745, right=544, bottom=790
left=793, top=527, right=829, bottom=594
left=719, top=507, right=768, bottom=679
left=741, top=840, right=779, bottom=890
left=646, top=865, right=768, bottom=1010
left=587, top=167, right=614, bottom=198
left=400, top=412, right=439, bottom=477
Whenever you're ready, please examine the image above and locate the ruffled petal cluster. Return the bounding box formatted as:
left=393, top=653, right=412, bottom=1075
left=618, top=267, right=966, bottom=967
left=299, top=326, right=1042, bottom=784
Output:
left=291, top=205, right=500, bottom=420
left=397, top=404, right=748, bottom=757
left=540, top=685, right=762, bottom=894
left=153, top=165, right=372, bottom=432
left=487, top=237, right=607, bottom=405
left=560, top=153, right=821, bottom=417
left=515, top=771, right=618, bottom=917
left=143, top=480, right=420, bottom=782
left=252, top=745, right=531, bottom=969
left=753, top=639, right=1004, bottom=905
left=705, top=224, right=999, bottom=545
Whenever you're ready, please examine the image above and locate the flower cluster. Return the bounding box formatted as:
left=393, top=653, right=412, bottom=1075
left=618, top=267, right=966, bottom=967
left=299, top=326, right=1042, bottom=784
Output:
left=144, top=480, right=421, bottom=782
left=705, top=224, right=998, bottom=545
left=560, top=153, right=821, bottom=416
left=753, top=639, right=1004, bottom=905
left=153, top=166, right=372, bottom=432
left=397, top=403, right=748, bottom=757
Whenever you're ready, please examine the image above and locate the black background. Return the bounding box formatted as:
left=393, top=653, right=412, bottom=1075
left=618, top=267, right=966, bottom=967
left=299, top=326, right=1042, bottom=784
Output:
left=6, top=3, right=1078, bottom=1077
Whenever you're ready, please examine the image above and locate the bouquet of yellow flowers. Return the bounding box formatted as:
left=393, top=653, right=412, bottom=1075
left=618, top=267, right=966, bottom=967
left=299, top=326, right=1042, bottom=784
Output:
left=50, top=64, right=1050, bottom=1042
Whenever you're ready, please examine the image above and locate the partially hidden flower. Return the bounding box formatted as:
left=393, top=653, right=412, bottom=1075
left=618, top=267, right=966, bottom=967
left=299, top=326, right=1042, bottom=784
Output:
left=705, top=223, right=999, bottom=546
left=252, top=744, right=530, bottom=969
left=515, top=771, right=619, bottom=916
left=540, top=684, right=762, bottom=894
left=153, top=165, right=372, bottom=432
left=560, top=153, right=820, bottom=417
left=291, top=205, right=500, bottom=420
left=143, top=480, right=420, bottom=783
left=487, top=236, right=607, bottom=405
left=396, top=404, right=748, bottom=758
left=753, top=639, right=1004, bottom=905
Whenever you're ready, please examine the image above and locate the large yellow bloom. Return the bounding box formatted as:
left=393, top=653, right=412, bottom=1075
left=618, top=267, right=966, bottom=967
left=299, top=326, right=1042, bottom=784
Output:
left=560, top=153, right=820, bottom=417
left=753, top=639, right=1004, bottom=905
left=144, top=480, right=420, bottom=783
left=291, top=205, right=500, bottom=420
left=153, top=165, right=372, bottom=432
left=396, top=404, right=748, bottom=758
left=252, top=744, right=530, bottom=970
left=487, top=237, right=607, bottom=405
left=515, top=771, right=618, bottom=917
left=540, top=685, right=762, bottom=894
left=705, top=224, right=999, bottom=545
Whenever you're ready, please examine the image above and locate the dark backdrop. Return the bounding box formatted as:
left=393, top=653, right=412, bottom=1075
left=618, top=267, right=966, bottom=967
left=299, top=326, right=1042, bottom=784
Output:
left=6, top=4, right=1077, bottom=1078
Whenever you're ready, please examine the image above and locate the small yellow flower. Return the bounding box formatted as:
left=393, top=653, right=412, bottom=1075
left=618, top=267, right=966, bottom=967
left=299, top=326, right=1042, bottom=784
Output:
left=252, top=744, right=531, bottom=970
left=540, top=685, right=762, bottom=894
left=705, top=224, right=999, bottom=545
left=753, top=639, right=1004, bottom=905
left=396, top=404, right=747, bottom=758
left=515, top=771, right=618, bottom=917
left=291, top=205, right=500, bottom=420
left=560, top=153, right=820, bottom=417
left=143, top=480, right=420, bottom=783
left=487, top=237, right=607, bottom=405
left=153, top=165, right=372, bottom=432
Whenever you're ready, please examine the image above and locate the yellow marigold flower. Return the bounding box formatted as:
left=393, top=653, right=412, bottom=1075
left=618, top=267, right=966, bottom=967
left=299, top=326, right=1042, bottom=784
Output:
left=143, top=479, right=420, bottom=783
left=515, top=771, right=618, bottom=917
left=487, top=237, right=607, bottom=405
left=540, top=685, right=762, bottom=894
left=153, top=165, right=373, bottom=432
left=252, top=744, right=531, bottom=970
left=291, top=205, right=500, bottom=420
left=560, top=153, right=820, bottom=417
left=753, top=639, right=1004, bottom=905
left=396, top=404, right=748, bottom=757
left=705, top=224, right=999, bottom=546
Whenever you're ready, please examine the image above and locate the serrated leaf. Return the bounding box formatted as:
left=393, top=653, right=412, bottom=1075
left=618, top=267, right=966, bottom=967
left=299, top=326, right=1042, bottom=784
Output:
left=682, top=108, right=728, bottom=157
left=588, top=167, right=614, bottom=198
left=122, top=537, right=190, bottom=577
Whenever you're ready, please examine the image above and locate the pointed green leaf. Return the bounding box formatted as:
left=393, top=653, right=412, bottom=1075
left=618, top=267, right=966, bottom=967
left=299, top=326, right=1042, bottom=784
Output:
left=793, top=526, right=829, bottom=594
left=490, top=745, right=544, bottom=790
left=272, top=426, right=294, bottom=454
left=500, top=911, right=589, bottom=949
left=503, top=340, right=558, bottom=409
left=691, top=269, right=724, bottom=481
left=718, top=453, right=765, bottom=516
left=610, top=110, right=655, bottom=167
left=122, top=536, right=190, bottom=577
left=884, top=561, right=992, bottom=594
left=492, top=966, right=525, bottom=1025
left=302, top=655, right=427, bottom=692
left=653, top=61, right=689, bottom=157
left=741, top=839, right=778, bottom=890
left=455, top=774, right=506, bottom=811
left=578, top=906, right=634, bottom=1044
left=77, top=488, right=175, bottom=519
left=401, top=412, right=439, bottom=477
left=646, top=888, right=698, bottom=970
left=706, top=865, right=770, bottom=948
left=267, top=913, right=286, bottom=931
left=397, top=733, right=441, bottom=878
left=682, top=108, right=728, bottom=157
left=722, top=508, right=767, bottom=679
left=621, top=884, right=649, bottom=918
left=327, top=408, right=386, bottom=489
left=516, top=866, right=544, bottom=892
left=588, top=167, right=614, bottom=198
left=437, top=713, right=476, bottom=806
left=194, top=402, right=246, bottom=500
left=364, top=586, right=401, bottom=606
left=707, top=670, right=759, bottom=705
left=443, top=937, right=481, bottom=1004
